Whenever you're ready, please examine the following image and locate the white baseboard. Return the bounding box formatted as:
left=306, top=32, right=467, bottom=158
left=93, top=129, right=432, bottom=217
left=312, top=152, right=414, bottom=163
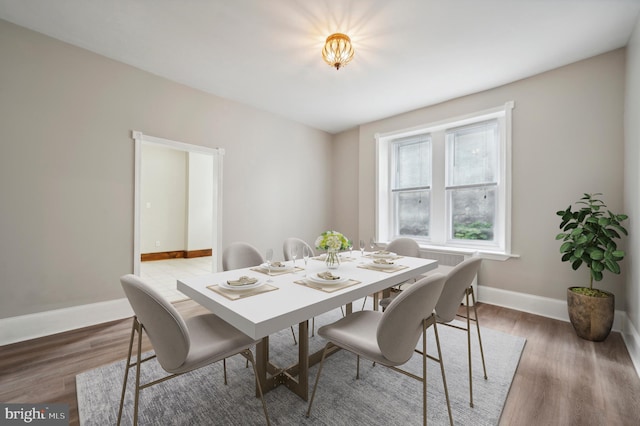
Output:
left=0, top=298, right=133, bottom=346
left=621, top=313, right=640, bottom=379
left=477, top=285, right=626, bottom=332
left=2, top=286, right=639, bottom=381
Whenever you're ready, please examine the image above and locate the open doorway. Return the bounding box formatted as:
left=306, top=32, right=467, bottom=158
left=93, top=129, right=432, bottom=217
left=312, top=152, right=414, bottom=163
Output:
left=132, top=131, right=223, bottom=301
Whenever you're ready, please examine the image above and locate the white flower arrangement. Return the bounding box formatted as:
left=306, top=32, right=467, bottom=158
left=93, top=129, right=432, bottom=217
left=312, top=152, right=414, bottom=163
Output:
left=315, top=230, right=350, bottom=251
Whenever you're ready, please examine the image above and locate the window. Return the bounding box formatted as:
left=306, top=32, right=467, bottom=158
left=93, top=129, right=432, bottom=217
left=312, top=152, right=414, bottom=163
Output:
left=392, top=134, right=431, bottom=238
left=376, top=102, right=513, bottom=254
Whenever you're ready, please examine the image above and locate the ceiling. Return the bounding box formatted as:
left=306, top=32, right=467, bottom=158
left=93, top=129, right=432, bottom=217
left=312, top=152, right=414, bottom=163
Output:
left=1, top=0, right=639, bottom=134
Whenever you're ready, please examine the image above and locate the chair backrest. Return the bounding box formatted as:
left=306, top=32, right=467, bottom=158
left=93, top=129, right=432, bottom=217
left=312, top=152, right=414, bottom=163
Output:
left=435, top=257, right=483, bottom=323
left=377, top=273, right=446, bottom=364
left=283, top=237, right=315, bottom=260
left=120, top=274, right=190, bottom=372
left=222, top=242, right=264, bottom=271
left=386, top=237, right=420, bottom=257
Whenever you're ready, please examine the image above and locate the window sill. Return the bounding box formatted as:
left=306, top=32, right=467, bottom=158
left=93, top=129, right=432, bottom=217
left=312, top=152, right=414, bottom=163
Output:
left=416, top=244, right=519, bottom=261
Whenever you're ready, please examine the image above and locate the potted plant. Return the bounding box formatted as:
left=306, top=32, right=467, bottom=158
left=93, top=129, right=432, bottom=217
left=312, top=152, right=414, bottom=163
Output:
left=556, top=193, right=628, bottom=341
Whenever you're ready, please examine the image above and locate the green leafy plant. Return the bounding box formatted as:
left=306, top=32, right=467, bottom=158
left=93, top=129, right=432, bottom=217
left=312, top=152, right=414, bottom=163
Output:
left=556, top=193, right=628, bottom=293
left=454, top=221, right=493, bottom=240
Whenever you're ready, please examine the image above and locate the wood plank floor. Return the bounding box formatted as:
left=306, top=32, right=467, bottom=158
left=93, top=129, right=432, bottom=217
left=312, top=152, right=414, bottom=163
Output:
left=1, top=301, right=639, bottom=425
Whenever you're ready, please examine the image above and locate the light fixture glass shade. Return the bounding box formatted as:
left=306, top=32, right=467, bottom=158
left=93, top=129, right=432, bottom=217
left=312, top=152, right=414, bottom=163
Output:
left=322, top=33, right=354, bottom=70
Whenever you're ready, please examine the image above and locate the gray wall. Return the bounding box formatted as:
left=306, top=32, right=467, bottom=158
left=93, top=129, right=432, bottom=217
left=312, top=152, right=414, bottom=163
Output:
left=625, top=15, right=640, bottom=337
left=0, top=16, right=632, bottom=332
left=140, top=144, right=187, bottom=254
left=333, top=49, right=626, bottom=305
left=0, top=19, right=333, bottom=319
left=331, top=127, right=359, bottom=244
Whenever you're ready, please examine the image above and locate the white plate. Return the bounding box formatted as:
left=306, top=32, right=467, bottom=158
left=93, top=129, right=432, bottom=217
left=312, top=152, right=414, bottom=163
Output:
left=260, top=262, right=290, bottom=271
left=219, top=280, right=264, bottom=291
left=307, top=273, right=349, bottom=285
left=370, top=261, right=397, bottom=269
left=371, top=251, right=397, bottom=259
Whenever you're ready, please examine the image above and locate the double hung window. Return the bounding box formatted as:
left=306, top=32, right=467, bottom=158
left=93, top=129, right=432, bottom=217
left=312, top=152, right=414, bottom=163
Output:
left=376, top=102, right=513, bottom=254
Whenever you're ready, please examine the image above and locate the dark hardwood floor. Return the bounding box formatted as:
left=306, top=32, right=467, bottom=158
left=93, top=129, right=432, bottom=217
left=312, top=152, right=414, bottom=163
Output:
left=1, top=301, right=639, bottom=425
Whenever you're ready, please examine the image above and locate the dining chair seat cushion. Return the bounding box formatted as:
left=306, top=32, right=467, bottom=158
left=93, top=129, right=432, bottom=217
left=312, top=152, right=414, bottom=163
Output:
left=317, top=311, right=393, bottom=366
left=378, top=293, right=397, bottom=308
left=172, top=314, right=257, bottom=374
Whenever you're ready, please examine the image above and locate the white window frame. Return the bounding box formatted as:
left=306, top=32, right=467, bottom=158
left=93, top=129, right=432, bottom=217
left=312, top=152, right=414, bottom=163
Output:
left=375, top=101, right=514, bottom=257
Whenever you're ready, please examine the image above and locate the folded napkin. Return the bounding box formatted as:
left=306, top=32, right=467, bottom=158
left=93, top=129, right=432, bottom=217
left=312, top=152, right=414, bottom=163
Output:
left=226, top=276, right=258, bottom=287
left=373, top=258, right=394, bottom=265
left=270, top=261, right=285, bottom=268
left=374, top=250, right=391, bottom=255
left=317, top=271, right=341, bottom=280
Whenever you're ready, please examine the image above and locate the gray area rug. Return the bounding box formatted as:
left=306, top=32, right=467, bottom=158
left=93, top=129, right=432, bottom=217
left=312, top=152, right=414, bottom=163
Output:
left=76, top=299, right=525, bottom=425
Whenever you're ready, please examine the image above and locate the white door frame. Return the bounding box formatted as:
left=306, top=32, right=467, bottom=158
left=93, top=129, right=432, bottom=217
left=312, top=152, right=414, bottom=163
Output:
left=132, top=130, right=224, bottom=274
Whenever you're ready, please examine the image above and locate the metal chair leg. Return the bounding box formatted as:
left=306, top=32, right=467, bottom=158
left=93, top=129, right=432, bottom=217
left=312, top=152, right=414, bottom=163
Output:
left=223, top=358, right=228, bottom=385
left=466, top=291, right=474, bottom=407
left=117, top=318, right=137, bottom=426
left=433, top=321, right=454, bottom=426
left=133, top=321, right=143, bottom=426
left=290, top=326, right=297, bottom=345
left=245, top=349, right=271, bottom=426
left=461, top=287, right=488, bottom=408
left=470, top=288, right=488, bottom=380
left=421, top=320, right=427, bottom=426
left=306, top=343, right=332, bottom=418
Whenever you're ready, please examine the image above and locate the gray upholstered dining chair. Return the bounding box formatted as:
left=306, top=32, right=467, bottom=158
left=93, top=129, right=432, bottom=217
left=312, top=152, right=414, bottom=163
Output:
left=306, top=273, right=453, bottom=426
left=434, top=256, right=486, bottom=408
left=282, top=237, right=315, bottom=262
left=283, top=237, right=322, bottom=335
left=369, top=237, right=421, bottom=310
left=223, top=241, right=297, bottom=344
left=118, top=274, right=270, bottom=426
left=222, top=241, right=264, bottom=272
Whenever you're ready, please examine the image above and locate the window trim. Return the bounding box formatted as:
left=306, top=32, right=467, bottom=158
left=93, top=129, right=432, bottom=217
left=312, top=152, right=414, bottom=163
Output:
left=374, top=101, right=514, bottom=256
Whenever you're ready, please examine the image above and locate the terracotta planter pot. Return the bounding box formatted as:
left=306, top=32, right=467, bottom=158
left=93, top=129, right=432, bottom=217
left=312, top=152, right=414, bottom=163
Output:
left=566, top=287, right=614, bottom=342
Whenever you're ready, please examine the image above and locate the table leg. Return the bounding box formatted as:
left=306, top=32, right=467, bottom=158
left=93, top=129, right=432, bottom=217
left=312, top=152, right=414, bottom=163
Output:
left=254, top=319, right=341, bottom=400
left=255, top=336, right=269, bottom=398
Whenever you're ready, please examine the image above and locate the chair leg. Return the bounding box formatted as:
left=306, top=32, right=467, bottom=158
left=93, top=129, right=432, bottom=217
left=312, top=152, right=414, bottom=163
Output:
left=466, top=291, right=474, bottom=408
left=245, top=349, right=271, bottom=426
left=356, top=355, right=360, bottom=379
left=361, top=296, right=367, bottom=310
left=133, top=321, right=143, bottom=426
left=117, top=318, right=137, bottom=426
left=470, top=288, right=488, bottom=380
left=462, top=287, right=488, bottom=408
left=433, top=321, right=454, bottom=426
left=223, top=358, right=228, bottom=385
left=311, top=317, right=316, bottom=337
left=306, top=343, right=332, bottom=418
left=290, top=326, right=298, bottom=345
left=421, top=320, right=427, bottom=426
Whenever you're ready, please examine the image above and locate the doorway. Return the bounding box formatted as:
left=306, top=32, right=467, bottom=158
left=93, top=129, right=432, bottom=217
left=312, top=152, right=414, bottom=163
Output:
left=132, top=131, right=223, bottom=301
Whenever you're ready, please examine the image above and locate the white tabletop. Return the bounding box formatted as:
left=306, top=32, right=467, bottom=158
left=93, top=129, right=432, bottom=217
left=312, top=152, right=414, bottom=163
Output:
left=178, top=252, right=438, bottom=340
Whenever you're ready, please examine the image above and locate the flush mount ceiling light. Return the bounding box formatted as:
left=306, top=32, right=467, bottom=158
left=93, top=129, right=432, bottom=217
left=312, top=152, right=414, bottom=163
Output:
left=322, top=33, right=355, bottom=70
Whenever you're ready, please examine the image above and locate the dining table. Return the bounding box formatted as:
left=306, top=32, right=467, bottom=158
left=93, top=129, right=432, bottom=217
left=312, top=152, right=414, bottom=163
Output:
left=177, top=251, right=438, bottom=400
